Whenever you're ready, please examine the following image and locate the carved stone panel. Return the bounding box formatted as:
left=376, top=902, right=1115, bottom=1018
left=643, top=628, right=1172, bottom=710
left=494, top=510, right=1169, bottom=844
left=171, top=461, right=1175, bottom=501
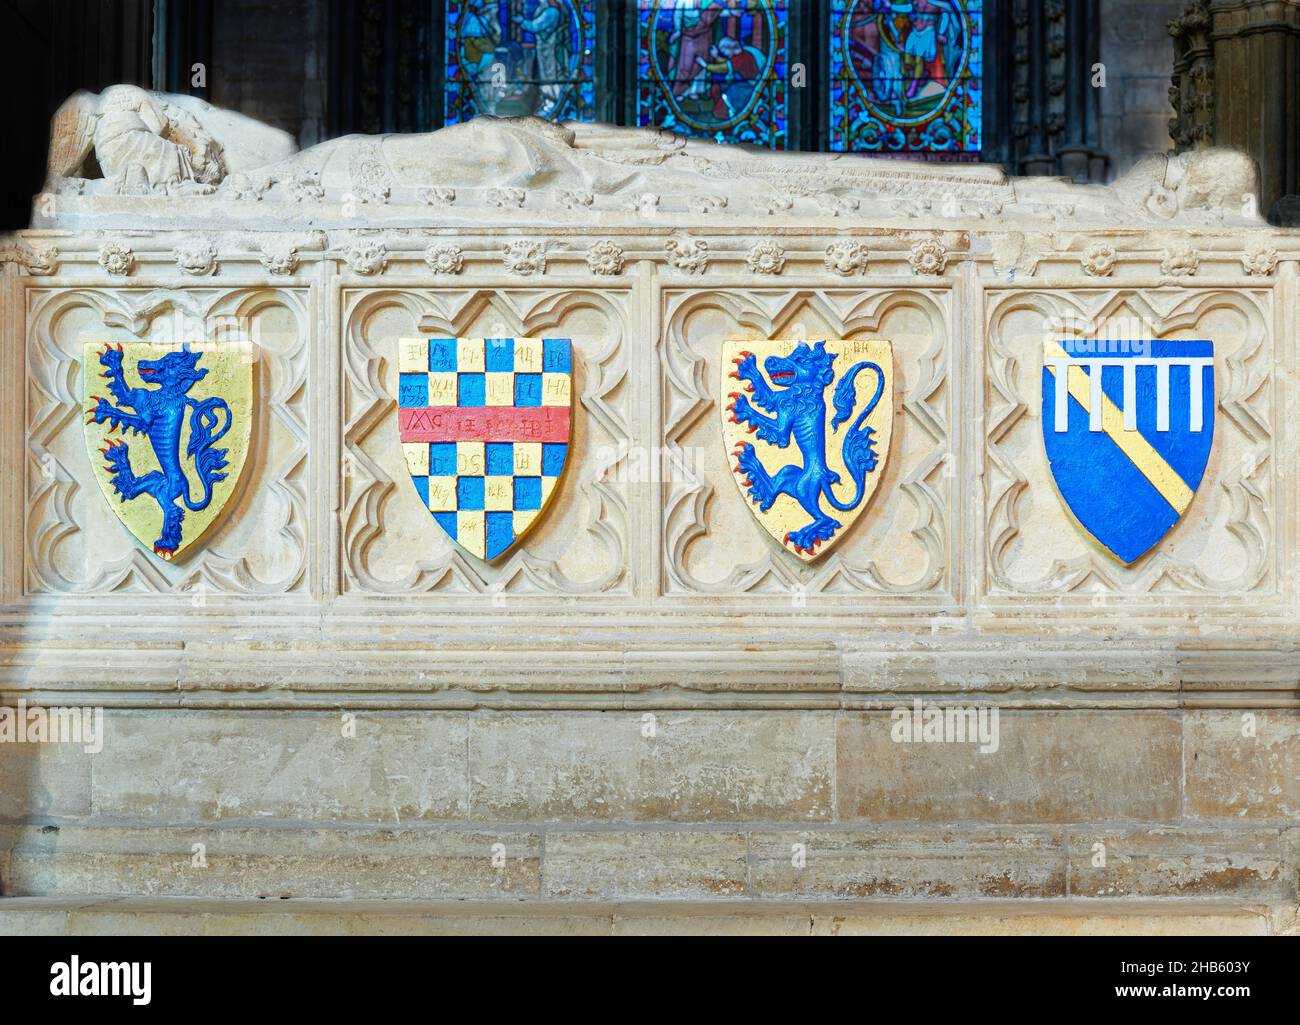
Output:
left=341, top=286, right=632, bottom=597
left=660, top=287, right=953, bottom=602
left=25, top=285, right=309, bottom=594
left=982, top=286, right=1274, bottom=602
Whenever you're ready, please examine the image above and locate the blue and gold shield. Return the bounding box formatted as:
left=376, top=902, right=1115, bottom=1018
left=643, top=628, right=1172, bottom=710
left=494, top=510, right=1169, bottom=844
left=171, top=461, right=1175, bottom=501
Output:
left=720, top=338, right=894, bottom=560
left=396, top=336, right=572, bottom=560
left=1042, top=339, right=1215, bottom=564
left=83, top=341, right=253, bottom=560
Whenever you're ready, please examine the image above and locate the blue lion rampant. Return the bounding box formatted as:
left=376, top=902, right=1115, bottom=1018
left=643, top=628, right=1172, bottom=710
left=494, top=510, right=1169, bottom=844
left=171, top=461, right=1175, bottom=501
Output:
left=86, top=343, right=232, bottom=558
left=726, top=341, right=885, bottom=554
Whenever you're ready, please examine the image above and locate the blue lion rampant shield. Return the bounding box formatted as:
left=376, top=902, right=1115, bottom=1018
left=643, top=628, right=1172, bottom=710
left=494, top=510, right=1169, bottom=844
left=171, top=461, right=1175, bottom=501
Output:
left=396, top=336, right=572, bottom=561
left=1042, top=339, right=1215, bottom=564
left=720, top=338, right=894, bottom=560
left=83, top=341, right=253, bottom=560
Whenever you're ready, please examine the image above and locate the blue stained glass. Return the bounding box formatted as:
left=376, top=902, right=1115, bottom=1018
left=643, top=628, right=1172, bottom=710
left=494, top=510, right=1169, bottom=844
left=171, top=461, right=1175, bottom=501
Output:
left=829, top=0, right=983, bottom=156
left=636, top=1, right=789, bottom=150
left=444, top=1, right=596, bottom=124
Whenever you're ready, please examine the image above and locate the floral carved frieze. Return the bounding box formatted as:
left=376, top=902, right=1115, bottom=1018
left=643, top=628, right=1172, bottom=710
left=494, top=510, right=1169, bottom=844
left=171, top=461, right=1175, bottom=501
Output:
left=1241, top=242, right=1278, bottom=277
left=1080, top=243, right=1117, bottom=277
left=418, top=186, right=455, bottom=207
left=287, top=173, right=325, bottom=202
left=557, top=189, right=593, bottom=210
left=424, top=243, right=464, bottom=274
left=1161, top=242, right=1200, bottom=277
left=825, top=241, right=869, bottom=276
left=0, top=240, right=59, bottom=275
left=342, top=239, right=389, bottom=276
left=908, top=238, right=948, bottom=276
left=174, top=239, right=218, bottom=276
left=259, top=241, right=299, bottom=276
left=486, top=187, right=526, bottom=209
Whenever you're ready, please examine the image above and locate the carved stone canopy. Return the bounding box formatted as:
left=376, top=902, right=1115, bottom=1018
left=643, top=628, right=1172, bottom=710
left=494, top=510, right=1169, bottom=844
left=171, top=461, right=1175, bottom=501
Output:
left=35, top=87, right=1267, bottom=233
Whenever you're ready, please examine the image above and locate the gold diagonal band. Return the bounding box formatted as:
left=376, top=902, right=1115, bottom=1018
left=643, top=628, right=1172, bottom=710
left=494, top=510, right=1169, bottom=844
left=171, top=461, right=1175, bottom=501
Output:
left=1044, top=342, right=1195, bottom=514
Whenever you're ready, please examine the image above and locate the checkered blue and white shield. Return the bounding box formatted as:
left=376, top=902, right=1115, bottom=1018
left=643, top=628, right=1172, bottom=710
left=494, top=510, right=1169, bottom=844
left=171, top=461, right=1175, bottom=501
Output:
left=397, top=336, right=572, bottom=560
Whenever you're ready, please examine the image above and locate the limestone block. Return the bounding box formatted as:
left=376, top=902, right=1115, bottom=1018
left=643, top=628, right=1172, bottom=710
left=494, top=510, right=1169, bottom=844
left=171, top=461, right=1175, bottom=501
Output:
left=89, top=711, right=469, bottom=822
left=1284, top=828, right=1300, bottom=897
left=982, top=283, right=1275, bottom=601
left=1067, top=827, right=1290, bottom=898
left=22, top=288, right=309, bottom=594
left=542, top=832, right=747, bottom=899
left=3, top=96, right=1299, bottom=918
left=0, top=735, right=92, bottom=819
left=341, top=285, right=632, bottom=596
left=749, top=828, right=1067, bottom=899
left=0, top=897, right=1290, bottom=937
left=468, top=713, right=834, bottom=822
left=835, top=712, right=1182, bottom=822
left=1184, top=711, right=1300, bottom=819
left=2, top=825, right=539, bottom=900
left=811, top=905, right=1274, bottom=937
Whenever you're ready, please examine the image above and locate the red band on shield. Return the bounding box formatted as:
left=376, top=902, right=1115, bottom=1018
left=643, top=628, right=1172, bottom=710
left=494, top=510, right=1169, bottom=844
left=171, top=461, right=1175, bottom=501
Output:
left=398, top=406, right=570, bottom=443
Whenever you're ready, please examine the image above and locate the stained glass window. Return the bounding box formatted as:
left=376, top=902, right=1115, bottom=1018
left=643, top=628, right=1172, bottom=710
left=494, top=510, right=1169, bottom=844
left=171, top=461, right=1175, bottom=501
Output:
left=636, top=1, right=788, bottom=149
left=444, top=1, right=596, bottom=123
left=829, top=0, right=982, bottom=155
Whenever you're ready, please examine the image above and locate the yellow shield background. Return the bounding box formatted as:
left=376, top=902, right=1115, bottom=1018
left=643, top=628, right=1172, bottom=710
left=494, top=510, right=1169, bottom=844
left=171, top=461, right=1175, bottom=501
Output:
left=83, top=341, right=253, bottom=559
left=719, top=338, right=894, bottom=561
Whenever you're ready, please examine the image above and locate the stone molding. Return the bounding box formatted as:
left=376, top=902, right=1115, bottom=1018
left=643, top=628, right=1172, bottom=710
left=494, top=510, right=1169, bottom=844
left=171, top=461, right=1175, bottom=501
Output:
left=0, top=897, right=1294, bottom=936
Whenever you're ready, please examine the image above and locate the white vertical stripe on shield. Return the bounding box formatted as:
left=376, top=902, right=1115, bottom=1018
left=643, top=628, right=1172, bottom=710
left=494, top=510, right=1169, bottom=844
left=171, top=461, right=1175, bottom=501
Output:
left=1053, top=360, right=1070, bottom=432
left=1088, top=364, right=1104, bottom=432
left=1123, top=362, right=1137, bottom=430
left=1156, top=361, right=1170, bottom=432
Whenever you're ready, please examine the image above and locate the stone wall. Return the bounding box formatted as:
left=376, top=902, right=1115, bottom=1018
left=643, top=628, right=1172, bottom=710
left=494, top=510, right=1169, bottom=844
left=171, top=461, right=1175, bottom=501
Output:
left=1099, top=0, right=1186, bottom=180
left=0, top=110, right=1297, bottom=933
left=209, top=0, right=328, bottom=148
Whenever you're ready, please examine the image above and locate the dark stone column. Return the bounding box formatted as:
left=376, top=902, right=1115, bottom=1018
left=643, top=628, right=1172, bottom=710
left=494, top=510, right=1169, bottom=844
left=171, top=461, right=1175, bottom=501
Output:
left=327, top=0, right=435, bottom=137
left=1006, top=0, right=1109, bottom=181
left=1169, top=0, right=1300, bottom=223
left=161, top=0, right=213, bottom=99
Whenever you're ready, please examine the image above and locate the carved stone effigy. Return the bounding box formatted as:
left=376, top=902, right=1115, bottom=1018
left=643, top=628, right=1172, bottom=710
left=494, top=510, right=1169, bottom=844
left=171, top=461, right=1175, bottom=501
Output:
left=1, top=89, right=1297, bottom=926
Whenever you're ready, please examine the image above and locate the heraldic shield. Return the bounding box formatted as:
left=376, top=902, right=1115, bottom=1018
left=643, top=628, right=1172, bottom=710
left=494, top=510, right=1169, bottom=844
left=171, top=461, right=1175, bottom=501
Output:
left=397, top=337, right=572, bottom=560
left=83, top=341, right=253, bottom=560
left=721, top=338, right=894, bottom=560
left=1042, top=339, right=1215, bottom=564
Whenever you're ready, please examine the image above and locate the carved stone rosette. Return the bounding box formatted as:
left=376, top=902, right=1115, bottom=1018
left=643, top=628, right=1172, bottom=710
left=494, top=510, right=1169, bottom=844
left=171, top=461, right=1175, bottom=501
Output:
left=745, top=240, right=785, bottom=275
left=909, top=239, right=948, bottom=276
left=97, top=241, right=135, bottom=276
left=587, top=240, right=624, bottom=276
